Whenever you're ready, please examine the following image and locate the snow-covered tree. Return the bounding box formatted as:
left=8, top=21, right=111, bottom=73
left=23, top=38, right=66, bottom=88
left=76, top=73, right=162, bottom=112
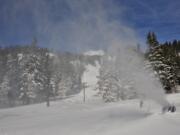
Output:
left=43, top=53, right=54, bottom=107
left=6, top=53, right=20, bottom=106
left=0, top=45, right=87, bottom=108
left=57, top=77, right=72, bottom=99
left=146, top=32, right=159, bottom=50
left=0, top=75, right=10, bottom=105
left=19, top=53, right=40, bottom=104
left=147, top=46, right=177, bottom=93
left=97, top=54, right=136, bottom=102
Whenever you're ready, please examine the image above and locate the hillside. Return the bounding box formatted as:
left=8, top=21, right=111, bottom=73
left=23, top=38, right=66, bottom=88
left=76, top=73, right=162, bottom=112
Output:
left=0, top=58, right=180, bottom=135
left=0, top=93, right=179, bottom=135
left=0, top=47, right=102, bottom=108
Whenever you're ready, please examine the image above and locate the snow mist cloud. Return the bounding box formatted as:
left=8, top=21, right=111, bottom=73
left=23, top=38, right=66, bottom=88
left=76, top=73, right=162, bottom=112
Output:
left=107, top=46, right=169, bottom=106
left=6, top=0, right=169, bottom=106
left=4, top=0, right=137, bottom=52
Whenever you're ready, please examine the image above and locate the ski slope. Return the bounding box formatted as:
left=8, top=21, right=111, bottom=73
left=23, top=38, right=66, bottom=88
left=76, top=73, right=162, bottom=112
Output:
left=65, top=60, right=100, bottom=103
left=0, top=94, right=180, bottom=135
left=0, top=55, right=180, bottom=135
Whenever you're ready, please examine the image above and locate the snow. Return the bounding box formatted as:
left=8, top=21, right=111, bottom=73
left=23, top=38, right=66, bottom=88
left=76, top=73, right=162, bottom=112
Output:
left=176, top=85, right=180, bottom=92
left=0, top=59, right=180, bottom=135
left=81, top=61, right=100, bottom=98
left=0, top=93, right=180, bottom=135
left=17, top=53, right=23, bottom=61
left=84, top=50, right=104, bottom=56
left=65, top=60, right=100, bottom=103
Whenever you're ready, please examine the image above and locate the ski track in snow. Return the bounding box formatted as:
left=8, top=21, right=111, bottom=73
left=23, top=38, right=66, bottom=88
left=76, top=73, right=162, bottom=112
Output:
left=0, top=60, right=180, bottom=135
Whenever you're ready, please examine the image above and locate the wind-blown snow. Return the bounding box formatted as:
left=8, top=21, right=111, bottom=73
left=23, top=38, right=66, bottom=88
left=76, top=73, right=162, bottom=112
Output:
left=0, top=93, right=180, bottom=135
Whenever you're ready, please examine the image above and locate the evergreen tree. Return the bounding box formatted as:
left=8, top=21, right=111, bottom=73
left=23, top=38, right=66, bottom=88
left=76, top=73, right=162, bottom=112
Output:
left=97, top=54, right=135, bottom=102
left=147, top=43, right=177, bottom=93
left=6, top=51, right=20, bottom=106
left=0, top=44, right=91, bottom=108
left=44, top=53, right=54, bottom=107
left=147, top=32, right=159, bottom=50
left=19, top=52, right=41, bottom=104
left=0, top=75, right=10, bottom=105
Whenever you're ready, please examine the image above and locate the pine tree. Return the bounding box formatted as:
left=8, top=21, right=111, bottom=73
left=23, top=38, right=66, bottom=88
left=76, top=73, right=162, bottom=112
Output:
left=44, top=53, right=54, bottom=107
left=147, top=32, right=159, bottom=50
left=147, top=45, right=177, bottom=93
left=0, top=75, right=10, bottom=105
left=97, top=68, right=119, bottom=102
left=6, top=51, right=20, bottom=106
left=19, top=53, right=39, bottom=104
left=97, top=53, right=135, bottom=102
left=0, top=44, right=88, bottom=108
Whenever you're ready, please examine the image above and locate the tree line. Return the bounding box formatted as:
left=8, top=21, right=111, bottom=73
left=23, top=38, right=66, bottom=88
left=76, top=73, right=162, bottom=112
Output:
left=0, top=40, right=100, bottom=108
left=96, top=32, right=180, bottom=102
left=146, top=32, right=180, bottom=93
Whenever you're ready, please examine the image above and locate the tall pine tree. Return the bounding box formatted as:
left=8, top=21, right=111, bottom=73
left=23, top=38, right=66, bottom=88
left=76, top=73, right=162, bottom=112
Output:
left=146, top=32, right=177, bottom=93
left=147, top=32, right=159, bottom=50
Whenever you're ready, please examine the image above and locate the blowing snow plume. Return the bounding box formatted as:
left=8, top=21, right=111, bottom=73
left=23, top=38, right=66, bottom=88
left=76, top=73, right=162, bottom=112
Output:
left=6, top=0, right=170, bottom=107
left=61, top=1, right=171, bottom=108
left=41, top=0, right=168, bottom=106
left=106, top=45, right=170, bottom=107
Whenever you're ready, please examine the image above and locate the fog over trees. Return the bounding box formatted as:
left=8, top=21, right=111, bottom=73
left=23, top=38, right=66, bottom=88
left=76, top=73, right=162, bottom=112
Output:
left=0, top=40, right=100, bottom=108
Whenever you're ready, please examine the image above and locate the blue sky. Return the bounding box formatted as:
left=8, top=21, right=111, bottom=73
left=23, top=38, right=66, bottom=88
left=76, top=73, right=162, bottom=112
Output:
left=119, top=0, right=180, bottom=43
left=0, top=0, right=180, bottom=51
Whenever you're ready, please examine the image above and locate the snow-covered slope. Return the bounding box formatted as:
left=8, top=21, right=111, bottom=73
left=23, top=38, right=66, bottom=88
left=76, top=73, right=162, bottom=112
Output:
left=0, top=52, right=180, bottom=135
left=67, top=50, right=103, bottom=103
left=81, top=61, right=100, bottom=97
left=0, top=93, right=180, bottom=135
left=66, top=60, right=100, bottom=103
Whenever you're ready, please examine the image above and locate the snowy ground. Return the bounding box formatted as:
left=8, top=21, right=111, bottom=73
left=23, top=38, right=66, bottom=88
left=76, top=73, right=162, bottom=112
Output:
left=0, top=59, right=180, bottom=135
left=0, top=94, right=180, bottom=135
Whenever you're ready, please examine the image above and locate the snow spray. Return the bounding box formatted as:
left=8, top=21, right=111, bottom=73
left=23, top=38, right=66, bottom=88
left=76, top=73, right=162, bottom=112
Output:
left=10, top=0, right=171, bottom=108
left=106, top=44, right=170, bottom=108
